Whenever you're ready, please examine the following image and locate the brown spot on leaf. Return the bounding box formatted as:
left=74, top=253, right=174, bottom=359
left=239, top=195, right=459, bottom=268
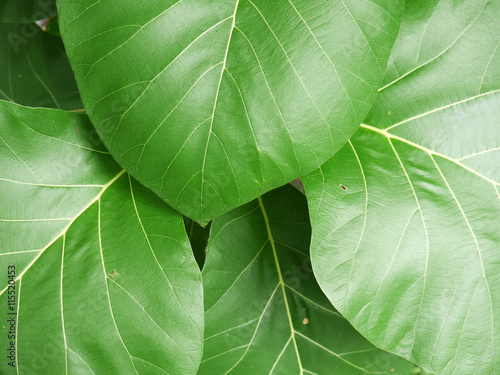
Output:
left=108, top=269, right=119, bottom=278
left=340, top=184, right=347, bottom=191
left=303, top=318, right=309, bottom=325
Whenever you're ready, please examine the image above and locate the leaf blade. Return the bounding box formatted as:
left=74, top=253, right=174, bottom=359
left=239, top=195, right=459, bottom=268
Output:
left=0, top=23, right=81, bottom=109
left=0, top=102, right=204, bottom=375
left=303, top=2, right=500, bottom=373
left=200, top=185, right=417, bottom=374
left=57, top=0, right=404, bottom=224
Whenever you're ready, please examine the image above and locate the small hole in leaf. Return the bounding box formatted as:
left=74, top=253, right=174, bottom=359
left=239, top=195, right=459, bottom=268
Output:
left=340, top=184, right=347, bottom=191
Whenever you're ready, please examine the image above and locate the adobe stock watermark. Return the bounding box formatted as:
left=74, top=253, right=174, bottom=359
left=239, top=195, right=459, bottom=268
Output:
left=6, top=266, right=17, bottom=369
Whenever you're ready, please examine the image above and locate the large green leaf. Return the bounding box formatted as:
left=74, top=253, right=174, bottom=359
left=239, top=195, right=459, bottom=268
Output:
left=0, top=23, right=81, bottom=109
left=199, top=184, right=416, bottom=374
left=57, top=0, right=404, bottom=224
left=0, top=0, right=56, bottom=23
left=0, top=101, right=203, bottom=374
left=303, top=1, right=500, bottom=374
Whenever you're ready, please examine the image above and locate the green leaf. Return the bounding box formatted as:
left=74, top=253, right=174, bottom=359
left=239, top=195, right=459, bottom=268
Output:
left=0, top=23, right=82, bottom=109
left=57, top=0, right=404, bottom=224
left=0, top=101, right=203, bottom=375
left=0, top=0, right=56, bottom=23
left=199, top=185, right=416, bottom=374
left=303, top=1, right=500, bottom=374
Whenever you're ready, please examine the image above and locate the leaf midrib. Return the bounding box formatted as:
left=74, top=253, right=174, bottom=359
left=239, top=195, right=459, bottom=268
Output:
left=360, top=124, right=499, bottom=186
left=200, top=0, right=240, bottom=223
left=355, top=122, right=496, bottom=368
left=258, top=196, right=304, bottom=374
left=0, top=169, right=126, bottom=297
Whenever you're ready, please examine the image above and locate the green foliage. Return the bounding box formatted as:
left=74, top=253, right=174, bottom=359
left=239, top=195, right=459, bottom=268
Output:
left=57, top=0, right=403, bottom=224
left=302, top=1, right=500, bottom=373
left=0, top=102, right=203, bottom=374
left=200, top=185, right=415, bottom=374
left=0, top=0, right=498, bottom=374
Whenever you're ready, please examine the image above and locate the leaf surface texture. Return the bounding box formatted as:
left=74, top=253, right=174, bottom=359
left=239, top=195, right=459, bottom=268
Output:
left=57, top=0, right=404, bottom=224
left=303, top=1, right=500, bottom=373
left=0, top=101, right=204, bottom=375
left=200, top=185, right=416, bottom=374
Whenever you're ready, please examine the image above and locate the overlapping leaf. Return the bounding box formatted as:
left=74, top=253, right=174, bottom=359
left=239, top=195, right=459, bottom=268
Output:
left=0, top=101, right=203, bottom=374
left=303, top=1, right=500, bottom=374
left=57, top=0, right=404, bottom=224
left=0, top=23, right=81, bottom=109
left=199, top=185, right=417, bottom=374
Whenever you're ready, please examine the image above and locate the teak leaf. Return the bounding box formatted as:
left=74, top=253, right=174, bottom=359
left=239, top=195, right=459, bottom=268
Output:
left=0, top=23, right=81, bottom=110
left=57, top=0, right=404, bottom=224
left=0, top=101, right=203, bottom=375
left=303, top=1, right=500, bottom=374
left=200, top=185, right=416, bottom=374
